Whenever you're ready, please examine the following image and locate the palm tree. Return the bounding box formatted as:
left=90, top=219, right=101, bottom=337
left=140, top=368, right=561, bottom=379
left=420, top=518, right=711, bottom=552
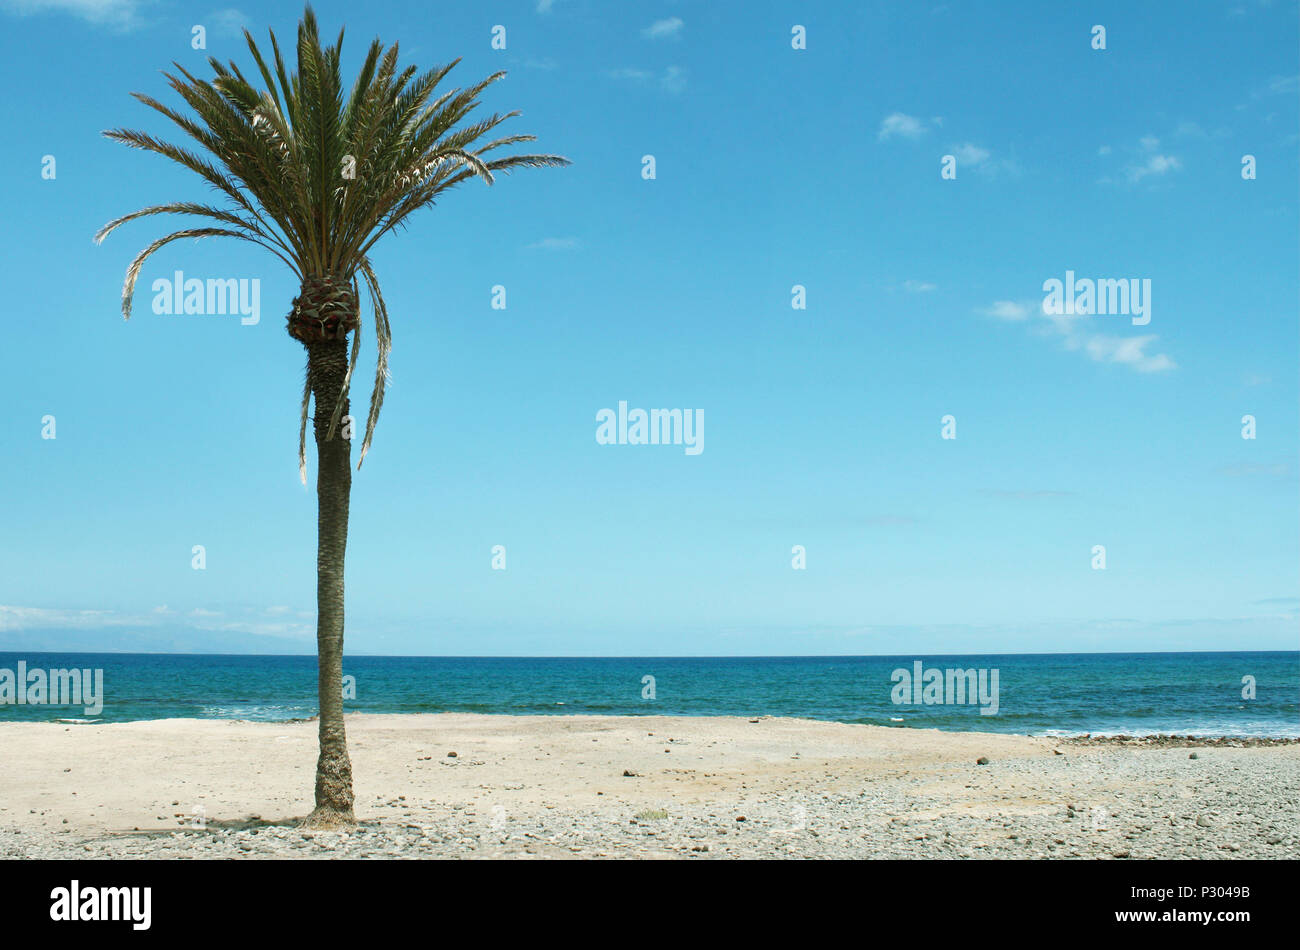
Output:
left=96, top=5, right=568, bottom=827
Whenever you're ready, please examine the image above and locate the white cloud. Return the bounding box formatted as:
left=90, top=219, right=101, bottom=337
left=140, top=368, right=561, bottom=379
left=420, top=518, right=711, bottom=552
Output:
left=944, top=141, right=1021, bottom=176
left=208, top=7, right=248, bottom=38
left=536, top=0, right=556, bottom=12
left=0, top=606, right=126, bottom=631
left=642, top=16, right=683, bottom=39
left=0, top=0, right=145, bottom=28
left=1076, top=333, right=1176, bottom=372
left=978, top=297, right=1176, bottom=373
left=1127, top=153, right=1182, bottom=182
left=878, top=112, right=929, bottom=141
left=610, top=65, right=686, bottom=94
left=952, top=143, right=990, bottom=166
left=1220, top=461, right=1290, bottom=477
left=1100, top=134, right=1184, bottom=186
left=980, top=300, right=1030, bottom=321
left=1037, top=297, right=1175, bottom=371
left=0, top=603, right=310, bottom=640
left=1263, top=74, right=1298, bottom=96
left=903, top=280, right=936, bottom=293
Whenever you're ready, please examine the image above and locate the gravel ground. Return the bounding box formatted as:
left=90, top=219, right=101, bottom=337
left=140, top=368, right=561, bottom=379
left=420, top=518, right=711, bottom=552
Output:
left=4, top=723, right=1296, bottom=860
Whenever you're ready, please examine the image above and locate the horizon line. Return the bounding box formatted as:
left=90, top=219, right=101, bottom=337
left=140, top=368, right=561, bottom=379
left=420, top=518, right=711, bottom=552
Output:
left=1, top=648, right=1296, bottom=660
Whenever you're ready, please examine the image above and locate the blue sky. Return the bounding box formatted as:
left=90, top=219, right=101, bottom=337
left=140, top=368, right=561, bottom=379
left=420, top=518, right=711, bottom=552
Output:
left=1, top=0, right=1297, bottom=655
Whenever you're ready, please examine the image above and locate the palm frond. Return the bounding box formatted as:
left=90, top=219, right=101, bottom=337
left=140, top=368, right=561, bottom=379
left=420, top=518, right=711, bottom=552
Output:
left=95, top=202, right=301, bottom=275
left=119, top=227, right=271, bottom=319
left=356, top=259, right=392, bottom=468
left=297, top=366, right=312, bottom=485
left=323, top=280, right=362, bottom=442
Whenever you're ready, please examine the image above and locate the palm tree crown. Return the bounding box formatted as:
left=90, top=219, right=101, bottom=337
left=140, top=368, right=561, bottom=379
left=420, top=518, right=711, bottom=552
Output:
left=96, top=4, right=568, bottom=470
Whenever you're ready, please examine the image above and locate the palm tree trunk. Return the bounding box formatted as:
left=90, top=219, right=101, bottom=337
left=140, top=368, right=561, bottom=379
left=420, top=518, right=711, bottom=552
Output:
left=305, top=337, right=356, bottom=826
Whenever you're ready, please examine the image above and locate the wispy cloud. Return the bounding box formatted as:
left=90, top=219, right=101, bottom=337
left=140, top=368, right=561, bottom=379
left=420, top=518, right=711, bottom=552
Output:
left=610, top=65, right=686, bottom=94
left=979, top=298, right=1176, bottom=373
left=0, top=605, right=128, bottom=631
left=610, top=67, right=652, bottom=82
left=0, top=603, right=311, bottom=640
left=526, top=236, right=580, bottom=251
left=902, top=280, right=936, bottom=293
left=1099, top=134, right=1183, bottom=184
left=1127, top=153, right=1182, bottom=183
left=1229, top=0, right=1283, bottom=17
left=1072, top=332, right=1175, bottom=372
left=878, top=112, right=932, bottom=141
left=661, top=65, right=687, bottom=94
left=948, top=142, right=1020, bottom=177
left=810, top=615, right=1298, bottom=654
left=0, top=0, right=146, bottom=29
left=1218, top=461, right=1290, bottom=477
left=642, top=16, right=683, bottom=39
left=980, top=300, right=1030, bottom=321
left=952, top=142, right=990, bottom=166
left=207, top=7, right=248, bottom=38
left=1040, top=303, right=1175, bottom=372
left=1256, top=74, right=1298, bottom=97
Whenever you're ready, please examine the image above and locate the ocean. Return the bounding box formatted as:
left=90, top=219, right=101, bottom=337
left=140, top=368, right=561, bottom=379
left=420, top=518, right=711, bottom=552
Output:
left=0, top=651, right=1296, bottom=737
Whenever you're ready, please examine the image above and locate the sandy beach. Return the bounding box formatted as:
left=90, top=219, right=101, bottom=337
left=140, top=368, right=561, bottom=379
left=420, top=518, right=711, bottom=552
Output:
left=2, top=713, right=1296, bottom=859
